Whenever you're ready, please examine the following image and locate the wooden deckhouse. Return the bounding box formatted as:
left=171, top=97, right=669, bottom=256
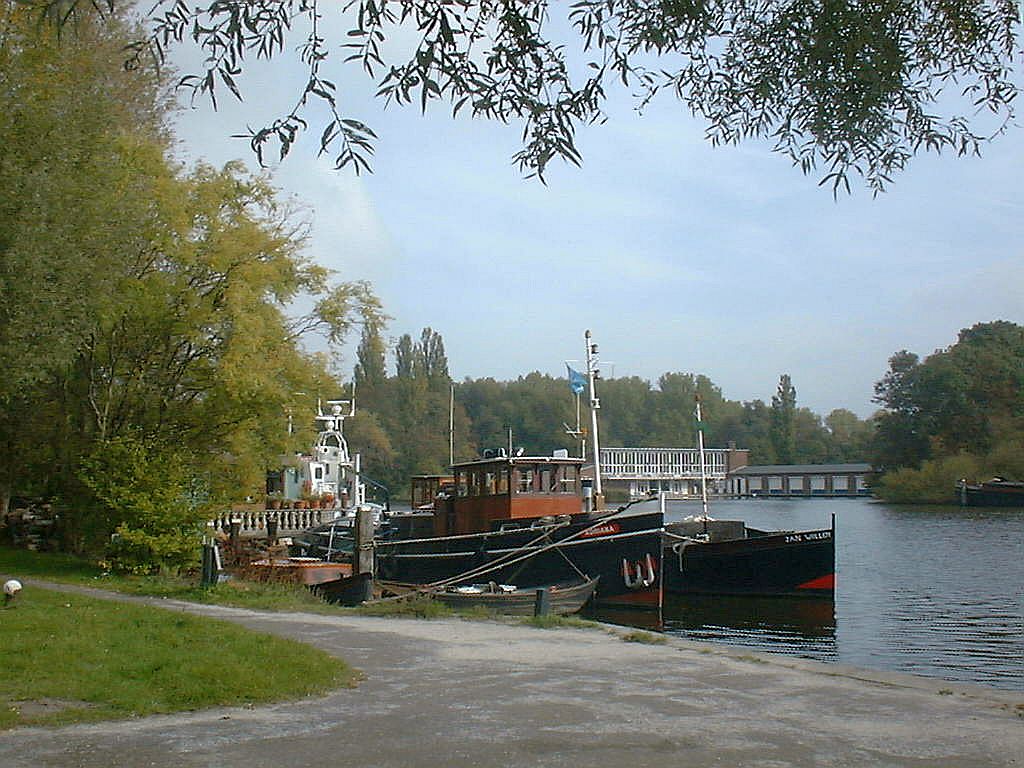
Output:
left=410, top=474, right=454, bottom=510
left=434, top=454, right=584, bottom=537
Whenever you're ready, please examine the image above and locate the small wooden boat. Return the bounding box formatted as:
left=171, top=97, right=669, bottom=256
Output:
left=432, top=576, right=599, bottom=616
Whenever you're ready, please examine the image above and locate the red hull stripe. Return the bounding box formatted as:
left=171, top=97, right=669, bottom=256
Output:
left=797, top=573, right=835, bottom=591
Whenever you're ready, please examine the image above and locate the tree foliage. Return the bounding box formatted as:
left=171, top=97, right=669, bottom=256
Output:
left=0, top=5, right=379, bottom=562
left=345, top=335, right=872, bottom=497
left=33, top=0, right=1019, bottom=191
left=770, top=373, right=797, bottom=463
left=871, top=320, right=1024, bottom=501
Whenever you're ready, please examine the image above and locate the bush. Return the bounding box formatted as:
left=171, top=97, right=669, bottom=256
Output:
left=875, top=453, right=983, bottom=504
left=77, top=436, right=211, bottom=573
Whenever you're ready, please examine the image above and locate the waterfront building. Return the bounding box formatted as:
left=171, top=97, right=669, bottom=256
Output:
left=728, top=463, right=872, bottom=497
left=597, top=445, right=750, bottom=499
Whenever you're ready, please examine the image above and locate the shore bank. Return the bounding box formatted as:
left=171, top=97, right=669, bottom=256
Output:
left=2, top=578, right=1022, bottom=767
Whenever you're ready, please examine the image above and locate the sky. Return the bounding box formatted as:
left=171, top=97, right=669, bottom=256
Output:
left=170, top=13, right=1024, bottom=419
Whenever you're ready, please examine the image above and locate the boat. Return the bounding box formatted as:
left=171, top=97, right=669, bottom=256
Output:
left=265, top=393, right=389, bottom=527
left=957, top=477, right=1024, bottom=507
left=662, top=517, right=835, bottom=597
left=431, top=576, right=599, bottom=616
left=659, top=398, right=836, bottom=598
left=371, top=331, right=665, bottom=608
left=373, top=452, right=664, bottom=607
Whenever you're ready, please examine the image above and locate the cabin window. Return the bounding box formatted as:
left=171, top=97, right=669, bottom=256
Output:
left=314, top=466, right=323, bottom=480
left=516, top=468, right=533, bottom=493
left=496, top=469, right=509, bottom=494
left=560, top=465, right=578, bottom=492
left=541, top=469, right=554, bottom=492
left=484, top=472, right=496, bottom=495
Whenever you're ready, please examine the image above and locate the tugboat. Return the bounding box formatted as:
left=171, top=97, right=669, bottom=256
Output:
left=372, top=331, right=665, bottom=608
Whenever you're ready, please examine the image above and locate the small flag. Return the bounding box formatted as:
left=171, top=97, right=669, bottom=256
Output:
left=567, top=364, right=586, bottom=395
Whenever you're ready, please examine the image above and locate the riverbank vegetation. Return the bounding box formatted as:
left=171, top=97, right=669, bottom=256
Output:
left=871, top=321, right=1024, bottom=504
left=0, top=586, right=356, bottom=730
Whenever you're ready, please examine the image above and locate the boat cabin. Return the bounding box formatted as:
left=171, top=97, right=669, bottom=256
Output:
left=410, top=475, right=454, bottom=510
left=433, top=455, right=584, bottom=536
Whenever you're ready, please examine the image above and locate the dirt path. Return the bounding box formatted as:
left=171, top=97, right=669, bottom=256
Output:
left=2, top=578, right=1021, bottom=767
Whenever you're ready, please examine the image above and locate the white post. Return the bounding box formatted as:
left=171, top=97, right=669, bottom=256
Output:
left=585, top=330, right=602, bottom=498
left=696, top=398, right=710, bottom=524
left=449, top=383, right=455, bottom=466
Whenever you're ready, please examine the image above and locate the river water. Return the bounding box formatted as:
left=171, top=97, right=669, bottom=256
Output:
left=587, top=498, right=1024, bottom=692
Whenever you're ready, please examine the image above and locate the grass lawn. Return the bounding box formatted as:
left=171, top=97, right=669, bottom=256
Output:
left=0, top=545, right=334, bottom=613
left=0, top=586, right=358, bottom=730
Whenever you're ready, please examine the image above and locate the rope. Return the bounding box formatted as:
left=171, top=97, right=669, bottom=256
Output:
left=373, top=506, right=658, bottom=601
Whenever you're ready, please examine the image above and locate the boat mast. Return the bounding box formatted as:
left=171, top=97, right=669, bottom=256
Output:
left=585, top=330, right=602, bottom=499
left=695, top=395, right=710, bottom=535
left=449, top=382, right=455, bottom=466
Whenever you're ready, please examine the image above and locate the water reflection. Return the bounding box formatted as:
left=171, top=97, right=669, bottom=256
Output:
left=586, top=595, right=837, bottom=661
left=586, top=499, right=1024, bottom=691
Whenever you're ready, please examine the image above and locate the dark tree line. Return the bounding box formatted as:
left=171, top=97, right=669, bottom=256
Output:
left=348, top=327, right=874, bottom=497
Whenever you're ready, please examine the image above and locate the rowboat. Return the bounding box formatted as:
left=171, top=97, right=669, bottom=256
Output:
left=432, top=576, right=599, bottom=616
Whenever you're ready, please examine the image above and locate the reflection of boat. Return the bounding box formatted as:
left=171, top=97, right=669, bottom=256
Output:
left=660, top=398, right=836, bottom=598
left=590, top=594, right=836, bottom=640
left=433, top=576, right=599, bottom=616
left=958, top=477, right=1024, bottom=507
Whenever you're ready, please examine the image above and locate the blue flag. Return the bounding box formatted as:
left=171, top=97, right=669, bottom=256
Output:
left=567, top=364, right=586, bottom=395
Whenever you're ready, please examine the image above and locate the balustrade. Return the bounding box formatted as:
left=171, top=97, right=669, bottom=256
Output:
left=210, top=507, right=329, bottom=537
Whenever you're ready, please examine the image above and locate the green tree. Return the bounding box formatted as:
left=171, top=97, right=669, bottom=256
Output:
left=415, top=327, right=450, bottom=387
left=82, top=0, right=1024, bottom=192
left=0, top=5, right=382, bottom=553
left=770, top=374, right=797, bottom=464
left=394, top=334, right=415, bottom=379
left=871, top=321, right=1024, bottom=501
left=824, top=408, right=874, bottom=462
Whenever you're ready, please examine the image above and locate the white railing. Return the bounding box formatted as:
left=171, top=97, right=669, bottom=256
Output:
left=600, top=447, right=729, bottom=479
left=210, top=508, right=329, bottom=537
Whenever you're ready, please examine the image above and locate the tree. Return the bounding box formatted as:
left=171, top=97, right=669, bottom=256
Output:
left=415, top=327, right=450, bottom=386
left=0, top=4, right=382, bottom=553
left=824, top=408, right=874, bottom=462
left=53, top=0, right=1018, bottom=193
left=354, top=323, right=388, bottom=391
left=394, top=334, right=415, bottom=379
left=770, top=374, right=797, bottom=464
left=872, top=321, right=1024, bottom=472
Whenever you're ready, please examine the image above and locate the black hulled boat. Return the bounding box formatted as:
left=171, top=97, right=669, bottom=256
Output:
left=373, top=453, right=665, bottom=608
left=658, top=397, right=836, bottom=598
left=958, top=477, right=1024, bottom=507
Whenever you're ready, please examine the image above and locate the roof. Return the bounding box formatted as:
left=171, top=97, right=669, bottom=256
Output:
left=451, top=455, right=584, bottom=470
left=730, top=463, right=872, bottom=476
